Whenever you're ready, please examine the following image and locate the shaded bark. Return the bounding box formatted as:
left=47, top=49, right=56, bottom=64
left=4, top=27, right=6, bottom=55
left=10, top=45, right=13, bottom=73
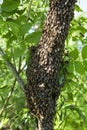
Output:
left=25, top=0, right=76, bottom=129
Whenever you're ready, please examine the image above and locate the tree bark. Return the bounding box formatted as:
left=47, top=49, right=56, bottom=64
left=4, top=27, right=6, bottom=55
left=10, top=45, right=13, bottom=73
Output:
left=25, top=0, right=76, bottom=129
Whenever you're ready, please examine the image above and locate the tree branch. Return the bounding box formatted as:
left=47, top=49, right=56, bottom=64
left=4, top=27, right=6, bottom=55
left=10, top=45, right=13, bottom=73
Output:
left=0, top=47, right=25, bottom=91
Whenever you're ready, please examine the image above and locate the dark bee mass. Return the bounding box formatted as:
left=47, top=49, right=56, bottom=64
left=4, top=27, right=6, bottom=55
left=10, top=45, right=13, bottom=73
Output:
left=25, top=0, right=76, bottom=129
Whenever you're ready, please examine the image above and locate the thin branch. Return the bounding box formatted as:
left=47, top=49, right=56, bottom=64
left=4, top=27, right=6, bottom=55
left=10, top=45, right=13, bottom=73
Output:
left=26, top=0, right=33, bottom=21
left=0, top=79, right=16, bottom=116
left=21, top=64, right=27, bottom=72
left=18, top=56, right=22, bottom=72
left=11, top=47, right=16, bottom=68
left=0, top=47, right=25, bottom=91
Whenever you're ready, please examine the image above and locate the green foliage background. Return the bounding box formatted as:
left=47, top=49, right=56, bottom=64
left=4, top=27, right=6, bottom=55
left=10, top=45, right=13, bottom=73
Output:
left=0, top=0, right=87, bottom=129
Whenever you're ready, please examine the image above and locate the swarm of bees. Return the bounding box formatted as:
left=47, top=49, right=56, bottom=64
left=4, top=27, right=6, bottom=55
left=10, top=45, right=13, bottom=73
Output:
left=25, top=0, right=76, bottom=129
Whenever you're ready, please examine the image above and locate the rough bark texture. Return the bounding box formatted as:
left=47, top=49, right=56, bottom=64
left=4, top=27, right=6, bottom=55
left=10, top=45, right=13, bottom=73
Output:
left=25, top=0, right=76, bottom=130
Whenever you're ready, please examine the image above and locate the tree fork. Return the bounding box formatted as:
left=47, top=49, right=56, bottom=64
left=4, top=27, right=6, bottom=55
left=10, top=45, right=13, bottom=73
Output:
left=25, top=0, right=76, bottom=129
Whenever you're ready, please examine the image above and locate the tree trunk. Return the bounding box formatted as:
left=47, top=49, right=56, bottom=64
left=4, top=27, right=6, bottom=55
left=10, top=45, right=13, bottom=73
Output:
left=25, top=0, right=76, bottom=129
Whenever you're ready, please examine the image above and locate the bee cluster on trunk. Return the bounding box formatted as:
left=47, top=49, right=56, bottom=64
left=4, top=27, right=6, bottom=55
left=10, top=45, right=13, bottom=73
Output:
left=25, top=0, right=76, bottom=129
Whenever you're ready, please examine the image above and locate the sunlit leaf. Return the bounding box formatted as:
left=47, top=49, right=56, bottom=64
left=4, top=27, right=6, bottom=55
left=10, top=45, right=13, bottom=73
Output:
left=82, top=45, right=87, bottom=59
left=75, top=61, right=85, bottom=74
left=7, top=21, right=21, bottom=37
left=83, top=60, right=87, bottom=71
left=74, top=107, right=86, bottom=121
left=75, top=4, right=83, bottom=12
left=0, top=118, right=9, bottom=129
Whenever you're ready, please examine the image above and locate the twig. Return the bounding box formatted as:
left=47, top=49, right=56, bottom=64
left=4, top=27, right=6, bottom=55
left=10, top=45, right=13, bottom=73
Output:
left=26, top=0, right=33, bottom=21
left=11, top=47, right=16, bottom=68
left=20, top=64, right=27, bottom=73
left=0, top=79, right=16, bottom=116
left=18, top=56, right=22, bottom=72
left=0, top=47, right=25, bottom=91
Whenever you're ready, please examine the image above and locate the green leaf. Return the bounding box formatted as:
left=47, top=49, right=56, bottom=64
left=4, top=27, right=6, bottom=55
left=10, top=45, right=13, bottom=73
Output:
left=74, top=107, right=86, bottom=121
left=1, top=0, right=20, bottom=12
left=76, top=26, right=87, bottom=34
left=0, top=17, right=4, bottom=27
left=67, top=61, right=74, bottom=73
left=67, top=92, right=73, bottom=101
left=82, top=45, right=87, bottom=59
left=83, top=60, right=87, bottom=71
left=25, top=31, right=42, bottom=44
left=1, top=23, right=8, bottom=35
left=75, top=61, right=85, bottom=74
left=21, top=23, right=32, bottom=35
left=62, top=104, right=86, bottom=121
left=75, top=4, right=83, bottom=12
left=7, top=21, right=21, bottom=37
left=14, top=44, right=26, bottom=59
left=63, top=104, right=75, bottom=110
left=70, top=48, right=79, bottom=60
